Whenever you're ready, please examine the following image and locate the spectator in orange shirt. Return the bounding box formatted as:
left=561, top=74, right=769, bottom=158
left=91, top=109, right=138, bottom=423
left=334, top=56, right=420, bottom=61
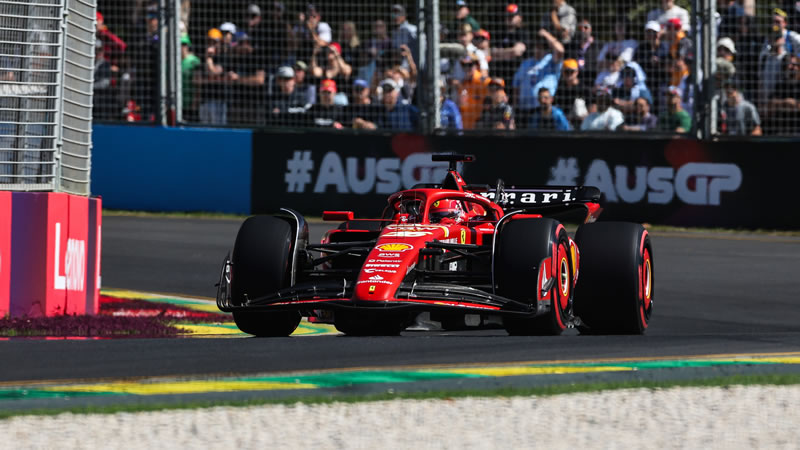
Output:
left=457, top=56, right=489, bottom=129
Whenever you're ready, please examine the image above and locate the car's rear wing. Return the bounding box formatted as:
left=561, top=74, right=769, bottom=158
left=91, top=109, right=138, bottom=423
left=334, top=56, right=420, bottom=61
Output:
left=466, top=184, right=604, bottom=223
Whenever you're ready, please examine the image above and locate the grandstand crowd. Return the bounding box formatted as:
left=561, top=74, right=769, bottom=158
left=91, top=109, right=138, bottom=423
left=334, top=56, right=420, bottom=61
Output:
left=92, top=0, right=800, bottom=135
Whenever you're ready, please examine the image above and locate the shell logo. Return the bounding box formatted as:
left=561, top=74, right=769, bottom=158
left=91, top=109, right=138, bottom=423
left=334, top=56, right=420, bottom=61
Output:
left=375, top=243, right=414, bottom=252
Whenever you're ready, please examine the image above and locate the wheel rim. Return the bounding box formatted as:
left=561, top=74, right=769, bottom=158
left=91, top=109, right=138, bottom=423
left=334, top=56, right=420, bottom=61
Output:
left=559, top=255, right=570, bottom=309
left=639, top=247, right=653, bottom=328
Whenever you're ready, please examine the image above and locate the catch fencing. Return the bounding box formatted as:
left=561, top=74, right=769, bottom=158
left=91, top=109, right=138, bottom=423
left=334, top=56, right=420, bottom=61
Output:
left=0, top=0, right=95, bottom=195
left=90, top=0, right=800, bottom=139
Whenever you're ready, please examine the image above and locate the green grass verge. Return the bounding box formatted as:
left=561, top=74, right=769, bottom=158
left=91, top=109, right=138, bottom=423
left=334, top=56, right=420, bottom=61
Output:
left=3, top=373, right=800, bottom=420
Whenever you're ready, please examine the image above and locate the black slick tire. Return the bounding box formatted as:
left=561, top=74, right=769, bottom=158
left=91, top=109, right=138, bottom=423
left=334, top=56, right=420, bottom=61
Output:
left=231, top=216, right=301, bottom=337
left=573, top=222, right=653, bottom=335
left=496, top=218, right=573, bottom=336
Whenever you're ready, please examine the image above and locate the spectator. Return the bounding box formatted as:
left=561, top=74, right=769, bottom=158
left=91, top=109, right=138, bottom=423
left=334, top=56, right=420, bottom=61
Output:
left=771, top=8, right=800, bottom=57
left=457, top=24, right=488, bottom=77
left=565, top=18, right=600, bottom=85
left=293, top=60, right=316, bottom=105
left=373, top=44, right=417, bottom=102
left=622, top=97, right=659, bottom=131
left=597, top=16, right=638, bottom=65
left=454, top=0, right=480, bottom=35
left=594, top=53, right=625, bottom=89
left=529, top=87, right=571, bottom=130
left=305, top=79, right=346, bottom=128
left=95, top=11, right=126, bottom=68
left=720, top=80, right=762, bottom=135
left=658, top=85, right=691, bottom=132
left=375, top=78, right=419, bottom=130
left=581, top=87, right=624, bottom=131
left=295, top=4, right=332, bottom=66
left=311, top=42, right=352, bottom=104
left=93, top=39, right=116, bottom=120
left=259, top=2, right=291, bottom=72
left=349, top=78, right=378, bottom=128
left=553, top=58, right=590, bottom=126
left=198, top=27, right=235, bottom=125
left=391, top=4, right=418, bottom=52
left=473, top=29, right=491, bottom=66
left=129, top=3, right=161, bottom=121
left=265, top=65, right=308, bottom=124
left=368, top=19, right=393, bottom=62
left=541, top=0, right=577, bottom=44
left=231, top=32, right=267, bottom=125
left=339, top=21, right=367, bottom=71
left=180, top=34, right=201, bottom=122
left=489, top=4, right=530, bottom=88
left=612, top=65, right=653, bottom=119
left=718, top=0, right=744, bottom=39
left=732, top=15, right=763, bottom=102
left=759, top=31, right=789, bottom=106
left=440, top=82, right=464, bottom=130
left=512, top=29, right=564, bottom=117
left=647, top=0, right=690, bottom=33
left=456, top=55, right=488, bottom=129
left=717, top=37, right=736, bottom=65
left=766, top=55, right=800, bottom=134
left=635, top=21, right=666, bottom=97
left=477, top=78, right=515, bottom=129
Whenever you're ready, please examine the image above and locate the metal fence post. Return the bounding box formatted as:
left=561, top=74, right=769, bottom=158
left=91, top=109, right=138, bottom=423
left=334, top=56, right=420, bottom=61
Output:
left=172, top=0, right=181, bottom=124
left=158, top=0, right=168, bottom=125
left=693, top=0, right=716, bottom=139
left=417, top=0, right=440, bottom=134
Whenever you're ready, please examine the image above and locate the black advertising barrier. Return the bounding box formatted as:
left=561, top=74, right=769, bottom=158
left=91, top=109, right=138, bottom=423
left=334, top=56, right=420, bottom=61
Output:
left=252, top=130, right=800, bottom=229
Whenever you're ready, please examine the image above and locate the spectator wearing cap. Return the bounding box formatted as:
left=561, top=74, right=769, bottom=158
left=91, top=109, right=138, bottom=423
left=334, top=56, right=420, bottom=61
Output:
left=374, top=78, right=419, bottom=130
left=658, top=85, right=691, bottom=132
left=295, top=4, right=332, bottom=66
left=198, top=26, right=237, bottom=125
left=305, top=79, right=346, bottom=128
left=265, top=65, right=308, bottom=124
left=766, top=55, right=800, bottom=134
left=647, top=0, right=690, bottom=33
left=456, top=54, right=489, bottom=129
left=454, top=0, right=480, bottom=36
left=477, top=78, right=515, bottom=129
left=565, top=18, right=600, bottom=84
left=489, top=4, right=531, bottom=87
left=391, top=4, right=418, bottom=54
left=181, top=34, right=201, bottom=122
left=348, top=78, right=378, bottom=127
left=720, top=80, right=761, bottom=135
left=581, top=87, right=624, bottom=131
left=554, top=58, right=590, bottom=127
left=512, top=28, right=565, bottom=122
left=293, top=60, right=316, bottom=105
left=529, top=87, right=571, bottom=131
left=541, top=0, right=576, bottom=44
left=659, top=17, right=693, bottom=110
left=718, top=0, right=745, bottom=39
left=718, top=37, right=737, bottom=63
left=93, top=37, right=116, bottom=120
left=770, top=8, right=800, bottom=57
left=612, top=64, right=653, bottom=120
left=759, top=30, right=789, bottom=106
left=457, top=24, right=489, bottom=77
left=635, top=20, right=666, bottom=97
left=128, top=2, right=161, bottom=121
left=597, top=16, right=638, bottom=68
left=621, top=97, right=658, bottom=131
left=440, top=81, right=463, bottom=130
left=473, top=29, right=491, bottom=61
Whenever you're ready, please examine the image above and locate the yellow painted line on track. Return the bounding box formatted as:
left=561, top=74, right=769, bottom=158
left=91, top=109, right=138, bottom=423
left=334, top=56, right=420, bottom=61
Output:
left=432, top=366, right=634, bottom=377
left=43, top=380, right=315, bottom=395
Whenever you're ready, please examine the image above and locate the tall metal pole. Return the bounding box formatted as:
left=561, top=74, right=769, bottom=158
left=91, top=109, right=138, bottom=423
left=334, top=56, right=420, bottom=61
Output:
left=172, top=0, right=181, bottom=124
left=417, top=0, right=440, bottom=134
left=158, top=0, right=168, bottom=126
left=693, top=0, right=716, bottom=139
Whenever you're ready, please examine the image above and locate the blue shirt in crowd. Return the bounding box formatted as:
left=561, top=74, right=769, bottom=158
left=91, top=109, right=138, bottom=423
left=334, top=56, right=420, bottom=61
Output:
left=529, top=106, right=572, bottom=131
left=376, top=101, right=419, bottom=131
left=513, top=54, right=562, bottom=110
left=440, top=98, right=463, bottom=130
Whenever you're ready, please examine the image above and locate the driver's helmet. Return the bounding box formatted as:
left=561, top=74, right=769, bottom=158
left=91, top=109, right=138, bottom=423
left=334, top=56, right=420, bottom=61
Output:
left=429, top=199, right=466, bottom=223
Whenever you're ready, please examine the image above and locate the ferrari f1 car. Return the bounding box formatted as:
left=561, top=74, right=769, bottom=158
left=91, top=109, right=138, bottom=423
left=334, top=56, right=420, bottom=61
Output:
left=216, top=154, right=653, bottom=336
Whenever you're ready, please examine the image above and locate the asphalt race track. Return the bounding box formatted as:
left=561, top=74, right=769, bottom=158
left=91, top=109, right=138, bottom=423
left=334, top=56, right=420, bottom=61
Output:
left=2, top=215, right=800, bottom=385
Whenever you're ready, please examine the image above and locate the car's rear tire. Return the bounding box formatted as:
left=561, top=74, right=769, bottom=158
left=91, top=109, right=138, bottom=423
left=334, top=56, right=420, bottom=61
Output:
left=496, top=218, right=573, bottom=336
left=231, top=216, right=301, bottom=337
left=573, top=222, right=653, bottom=335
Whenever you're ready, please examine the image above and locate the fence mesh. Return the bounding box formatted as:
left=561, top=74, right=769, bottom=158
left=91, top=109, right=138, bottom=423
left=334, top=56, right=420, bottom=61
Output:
left=0, top=0, right=63, bottom=190
left=90, top=0, right=800, bottom=138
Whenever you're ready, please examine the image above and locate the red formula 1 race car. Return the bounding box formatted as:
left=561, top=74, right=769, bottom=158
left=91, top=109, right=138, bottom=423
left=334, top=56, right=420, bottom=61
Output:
left=216, top=154, right=653, bottom=336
